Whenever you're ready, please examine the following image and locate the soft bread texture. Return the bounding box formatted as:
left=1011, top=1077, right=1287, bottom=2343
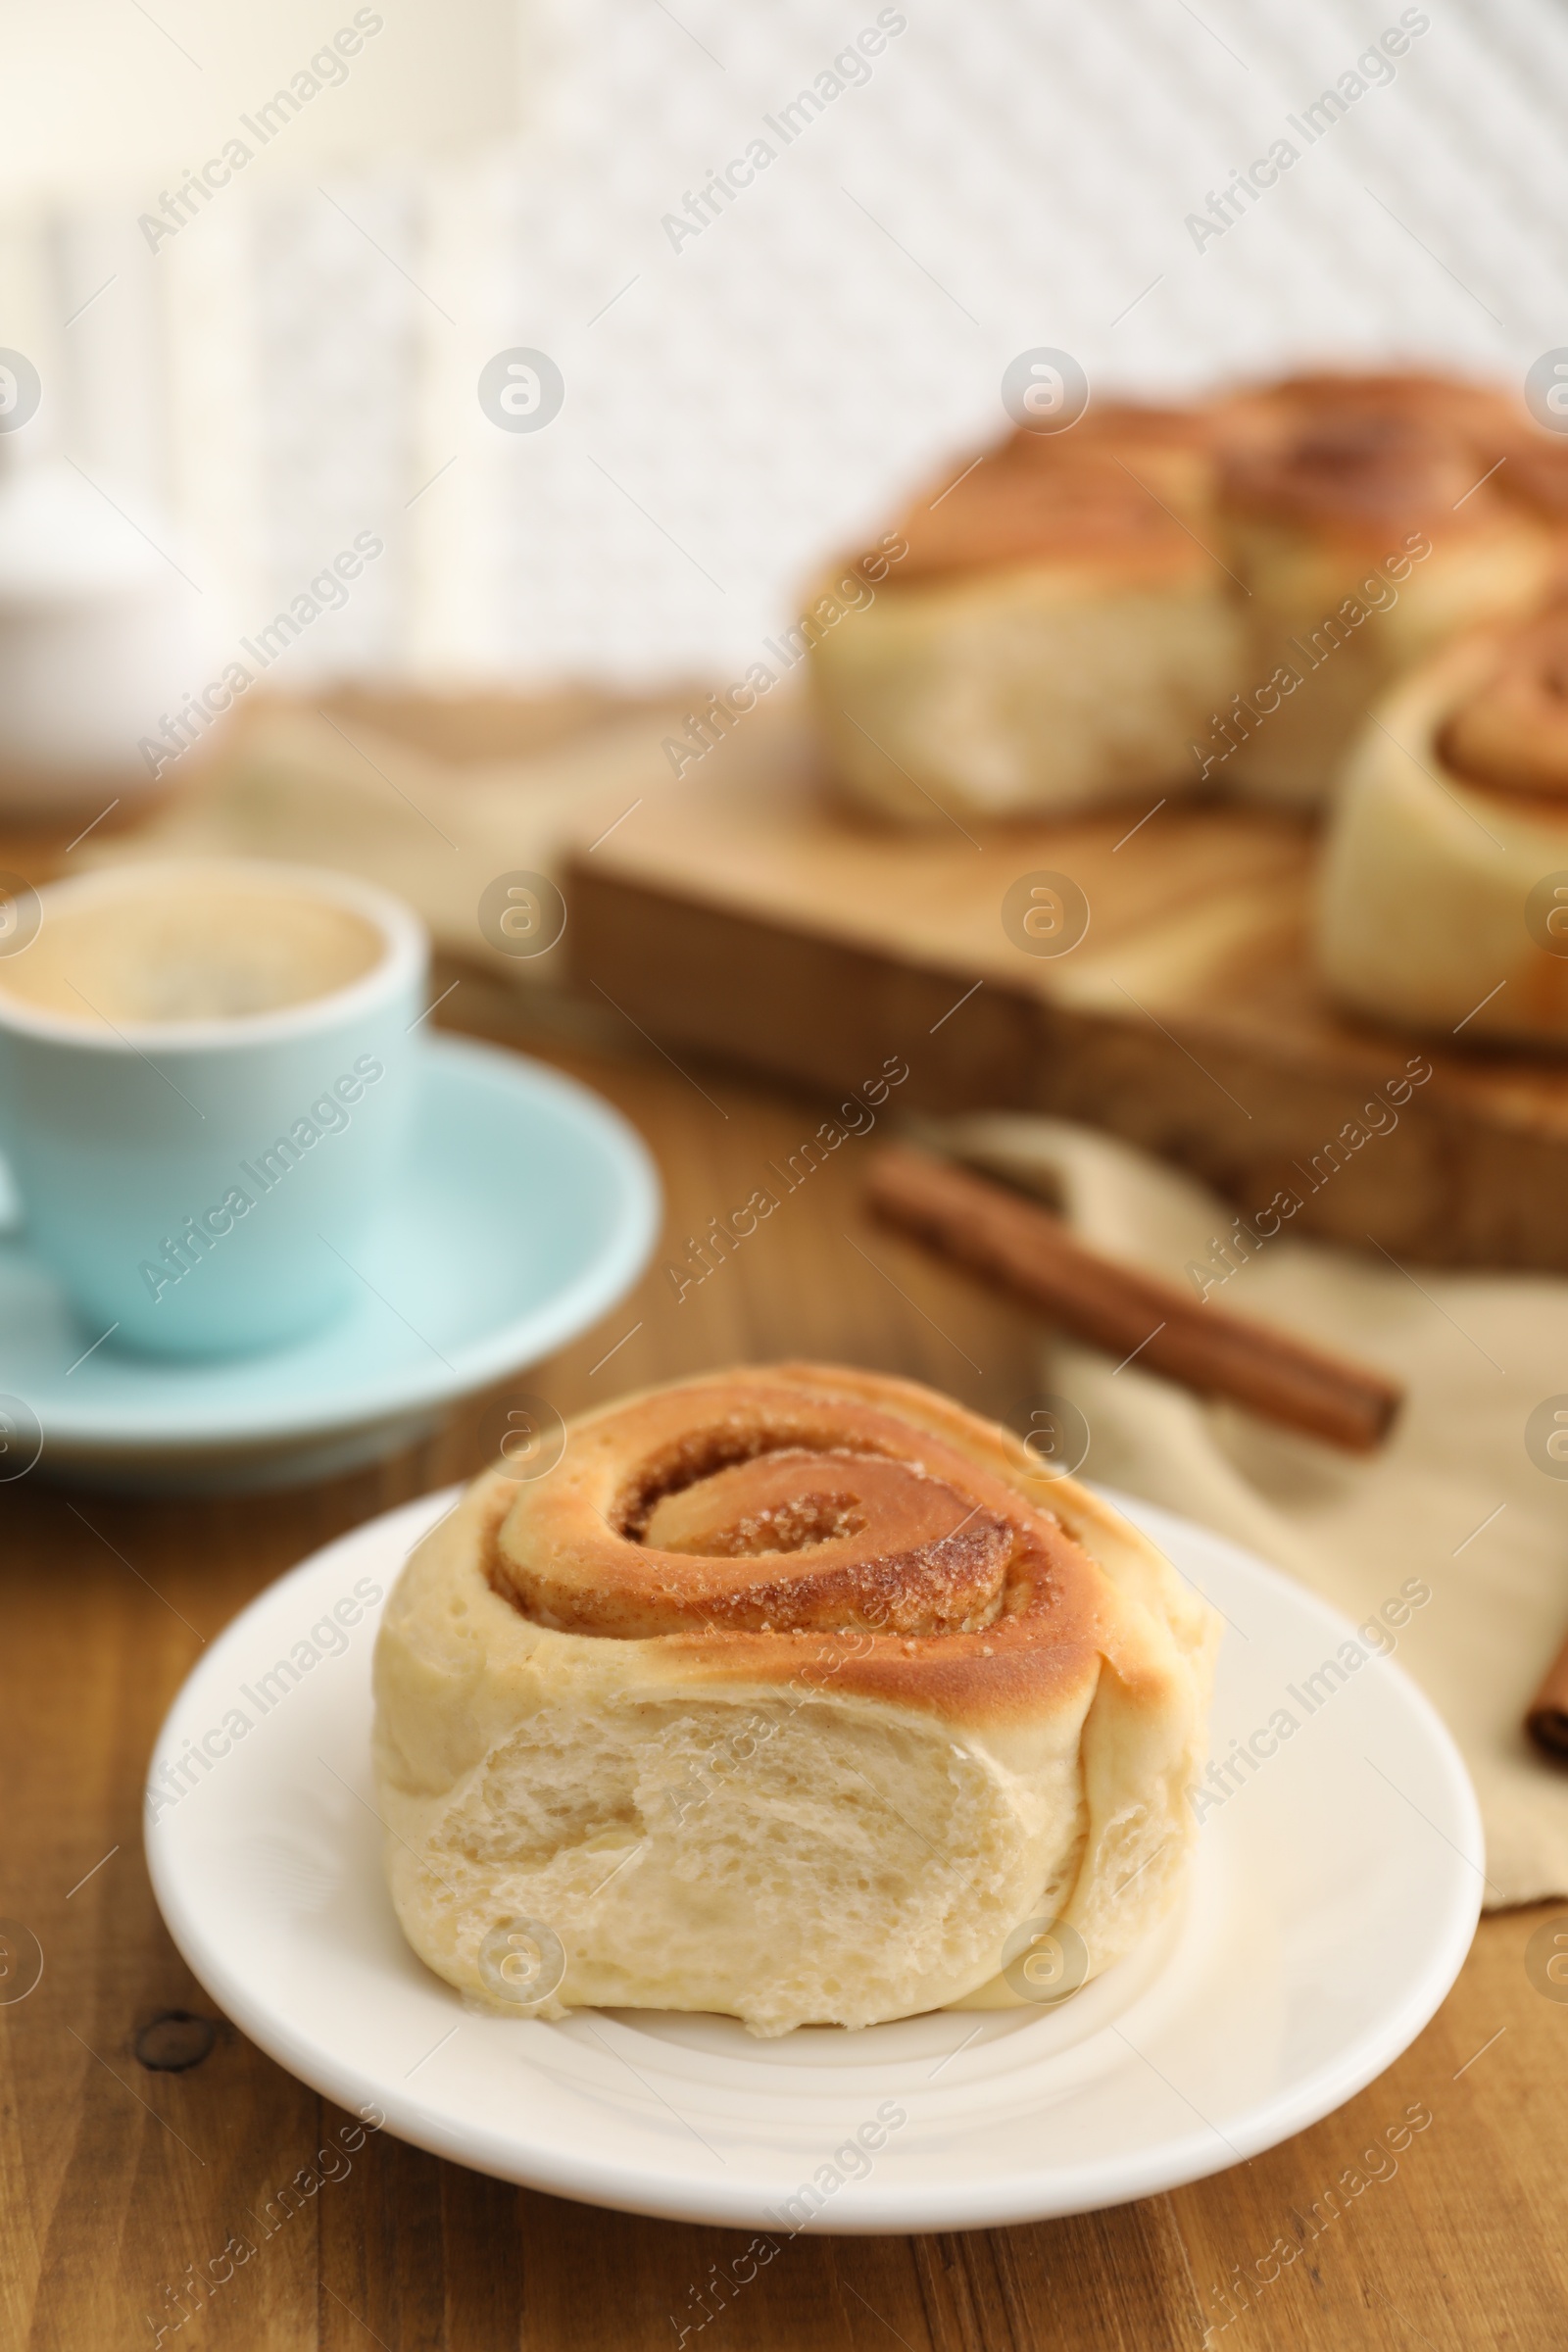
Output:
left=810, top=414, right=1240, bottom=822
left=1319, top=612, right=1568, bottom=1046
left=372, top=1364, right=1219, bottom=2035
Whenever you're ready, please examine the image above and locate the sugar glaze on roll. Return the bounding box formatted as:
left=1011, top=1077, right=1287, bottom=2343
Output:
left=372, top=1363, right=1219, bottom=2035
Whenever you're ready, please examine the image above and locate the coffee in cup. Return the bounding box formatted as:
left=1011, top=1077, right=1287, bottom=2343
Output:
left=0, top=860, right=428, bottom=1358
left=0, top=876, right=384, bottom=1025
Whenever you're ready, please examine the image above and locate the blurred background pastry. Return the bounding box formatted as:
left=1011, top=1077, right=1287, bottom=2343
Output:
left=808, top=405, right=1241, bottom=824
left=1211, top=371, right=1563, bottom=811
left=1318, top=602, right=1568, bottom=1046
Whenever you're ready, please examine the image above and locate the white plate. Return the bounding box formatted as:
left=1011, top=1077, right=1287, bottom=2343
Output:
left=0, top=1035, right=659, bottom=1491
left=145, top=1486, right=1483, bottom=2232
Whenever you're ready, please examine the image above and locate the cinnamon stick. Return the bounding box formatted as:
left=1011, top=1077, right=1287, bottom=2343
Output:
left=1526, top=1634, right=1568, bottom=1761
left=865, top=1142, right=1402, bottom=1453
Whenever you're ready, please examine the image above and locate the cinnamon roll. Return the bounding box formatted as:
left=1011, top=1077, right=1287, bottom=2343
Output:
left=372, top=1363, right=1219, bottom=2035
left=808, top=407, right=1241, bottom=823
left=1211, top=370, right=1559, bottom=808
left=1319, top=604, right=1568, bottom=1045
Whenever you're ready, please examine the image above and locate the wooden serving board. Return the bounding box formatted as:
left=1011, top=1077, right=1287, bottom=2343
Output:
left=564, top=695, right=1568, bottom=1271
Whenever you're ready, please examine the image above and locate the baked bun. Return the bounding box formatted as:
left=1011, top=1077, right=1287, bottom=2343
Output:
left=372, top=1363, right=1219, bottom=2035
left=808, top=408, right=1241, bottom=823
left=1213, top=370, right=1560, bottom=809
left=1319, top=605, right=1568, bottom=1045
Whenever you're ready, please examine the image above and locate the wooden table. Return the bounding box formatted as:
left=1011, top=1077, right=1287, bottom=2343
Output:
left=4, top=970, right=1565, bottom=2352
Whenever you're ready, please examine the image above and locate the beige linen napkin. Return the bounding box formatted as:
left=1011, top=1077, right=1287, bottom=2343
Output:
left=942, top=1112, right=1568, bottom=1909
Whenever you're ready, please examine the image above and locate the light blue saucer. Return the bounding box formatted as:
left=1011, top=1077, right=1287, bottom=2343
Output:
left=0, top=1035, right=660, bottom=1493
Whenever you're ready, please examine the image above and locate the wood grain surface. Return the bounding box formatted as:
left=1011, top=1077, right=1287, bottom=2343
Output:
left=2, top=966, right=1565, bottom=2350
left=564, top=697, right=1568, bottom=1273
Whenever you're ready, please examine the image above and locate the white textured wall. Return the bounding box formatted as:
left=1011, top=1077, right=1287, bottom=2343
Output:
left=4, top=0, right=1566, bottom=691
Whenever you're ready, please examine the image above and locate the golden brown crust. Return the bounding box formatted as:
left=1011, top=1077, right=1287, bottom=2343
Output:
left=1221, top=368, right=1518, bottom=439
left=840, top=373, right=1568, bottom=606
left=1438, top=605, right=1568, bottom=801
left=1499, top=435, right=1568, bottom=524
left=1214, top=369, right=1521, bottom=541
left=1001, top=401, right=1218, bottom=513
left=484, top=1364, right=1128, bottom=1724
left=884, top=407, right=1217, bottom=588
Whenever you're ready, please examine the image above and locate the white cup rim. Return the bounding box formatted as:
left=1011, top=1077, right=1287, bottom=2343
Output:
left=0, top=858, right=428, bottom=1054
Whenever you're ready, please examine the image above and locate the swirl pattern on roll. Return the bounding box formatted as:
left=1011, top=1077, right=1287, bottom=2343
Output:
left=484, top=1365, right=1116, bottom=1690
left=1439, top=605, right=1568, bottom=800
left=1319, top=609, right=1568, bottom=1046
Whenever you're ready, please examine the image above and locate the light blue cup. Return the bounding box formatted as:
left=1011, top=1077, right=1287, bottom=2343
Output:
left=0, top=860, right=427, bottom=1358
